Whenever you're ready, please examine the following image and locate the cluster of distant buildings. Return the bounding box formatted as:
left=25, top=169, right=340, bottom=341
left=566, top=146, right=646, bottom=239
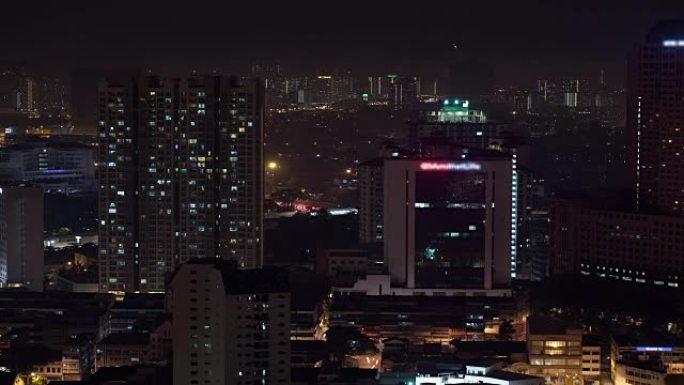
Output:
left=252, top=64, right=437, bottom=110
left=0, top=68, right=68, bottom=117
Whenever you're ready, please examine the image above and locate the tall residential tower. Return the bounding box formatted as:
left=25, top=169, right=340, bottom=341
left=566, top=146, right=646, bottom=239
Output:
left=97, top=75, right=264, bottom=293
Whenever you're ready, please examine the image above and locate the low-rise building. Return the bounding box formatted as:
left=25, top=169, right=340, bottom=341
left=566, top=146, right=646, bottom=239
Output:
left=612, top=336, right=684, bottom=375
left=616, top=359, right=667, bottom=385
left=330, top=294, right=522, bottom=343
left=527, top=315, right=583, bottom=382
left=582, top=335, right=603, bottom=384
left=95, top=333, right=149, bottom=369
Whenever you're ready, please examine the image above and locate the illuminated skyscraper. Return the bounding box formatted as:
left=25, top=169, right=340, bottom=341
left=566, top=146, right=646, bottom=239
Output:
left=383, top=148, right=513, bottom=293
left=550, top=22, right=684, bottom=286
left=97, top=75, right=264, bottom=293
left=627, top=21, right=684, bottom=214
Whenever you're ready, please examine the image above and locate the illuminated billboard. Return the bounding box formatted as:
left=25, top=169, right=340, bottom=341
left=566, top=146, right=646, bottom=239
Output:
left=635, top=346, right=673, bottom=352
left=419, top=162, right=481, bottom=171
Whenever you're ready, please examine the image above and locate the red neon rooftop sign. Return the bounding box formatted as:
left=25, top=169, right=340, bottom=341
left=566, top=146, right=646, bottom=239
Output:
left=419, top=162, right=481, bottom=171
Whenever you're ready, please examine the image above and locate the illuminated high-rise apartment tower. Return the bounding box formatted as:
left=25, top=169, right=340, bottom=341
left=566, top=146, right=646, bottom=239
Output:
left=627, top=21, right=684, bottom=215
left=97, top=75, right=264, bottom=293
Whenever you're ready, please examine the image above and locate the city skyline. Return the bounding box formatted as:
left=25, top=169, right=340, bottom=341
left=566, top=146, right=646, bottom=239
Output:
left=2, top=6, right=684, bottom=385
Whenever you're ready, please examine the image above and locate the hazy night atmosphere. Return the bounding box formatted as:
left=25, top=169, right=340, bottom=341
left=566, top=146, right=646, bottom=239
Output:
left=2, top=1, right=684, bottom=385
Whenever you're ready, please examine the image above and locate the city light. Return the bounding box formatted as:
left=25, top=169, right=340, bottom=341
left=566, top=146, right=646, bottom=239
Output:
left=419, top=162, right=481, bottom=171
left=663, top=40, right=684, bottom=47
left=636, top=346, right=673, bottom=352
left=267, top=161, right=278, bottom=170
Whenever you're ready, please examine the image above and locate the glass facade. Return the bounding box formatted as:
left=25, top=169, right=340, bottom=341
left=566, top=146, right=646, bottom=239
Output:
left=414, top=170, right=486, bottom=288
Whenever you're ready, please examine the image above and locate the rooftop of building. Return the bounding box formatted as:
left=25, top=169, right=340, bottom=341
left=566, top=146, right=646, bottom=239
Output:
left=452, top=340, right=528, bottom=354
left=390, top=142, right=513, bottom=161
left=178, top=258, right=290, bottom=295
left=359, top=157, right=385, bottom=167
left=527, top=315, right=583, bottom=335
left=111, top=293, right=165, bottom=311
left=98, top=332, right=150, bottom=346
left=221, top=266, right=289, bottom=295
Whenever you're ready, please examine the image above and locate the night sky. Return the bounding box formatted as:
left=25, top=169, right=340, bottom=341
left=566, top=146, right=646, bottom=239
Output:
left=3, top=1, right=684, bottom=84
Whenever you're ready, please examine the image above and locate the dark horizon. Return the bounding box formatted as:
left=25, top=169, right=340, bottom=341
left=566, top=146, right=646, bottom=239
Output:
left=3, top=1, right=683, bottom=86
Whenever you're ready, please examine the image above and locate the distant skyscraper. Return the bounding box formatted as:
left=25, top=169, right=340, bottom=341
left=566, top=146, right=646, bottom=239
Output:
left=0, top=184, right=44, bottom=291
left=171, top=260, right=290, bottom=385
left=97, top=75, right=264, bottom=293
left=388, top=76, right=418, bottom=110
left=358, top=158, right=385, bottom=244
left=18, top=76, right=36, bottom=113
left=627, top=21, right=684, bottom=214
left=383, top=148, right=513, bottom=292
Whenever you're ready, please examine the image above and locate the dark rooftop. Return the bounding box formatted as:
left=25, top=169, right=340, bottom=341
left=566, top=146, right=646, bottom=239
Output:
left=528, top=315, right=582, bottom=335
left=112, top=293, right=165, bottom=310
left=452, top=341, right=527, bottom=354
left=99, top=332, right=150, bottom=346
left=359, top=157, right=385, bottom=167
left=178, top=259, right=289, bottom=295
left=221, top=266, right=289, bottom=295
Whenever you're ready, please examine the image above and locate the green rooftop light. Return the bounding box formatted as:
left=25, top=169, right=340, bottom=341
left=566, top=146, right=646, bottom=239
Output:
left=387, top=74, right=398, bottom=78
left=361, top=93, right=369, bottom=101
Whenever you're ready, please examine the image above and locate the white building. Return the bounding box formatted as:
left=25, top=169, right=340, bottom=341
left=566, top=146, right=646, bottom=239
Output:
left=170, top=259, right=290, bottom=385
left=416, top=361, right=544, bottom=385
left=615, top=361, right=666, bottom=385
left=383, top=149, right=513, bottom=293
